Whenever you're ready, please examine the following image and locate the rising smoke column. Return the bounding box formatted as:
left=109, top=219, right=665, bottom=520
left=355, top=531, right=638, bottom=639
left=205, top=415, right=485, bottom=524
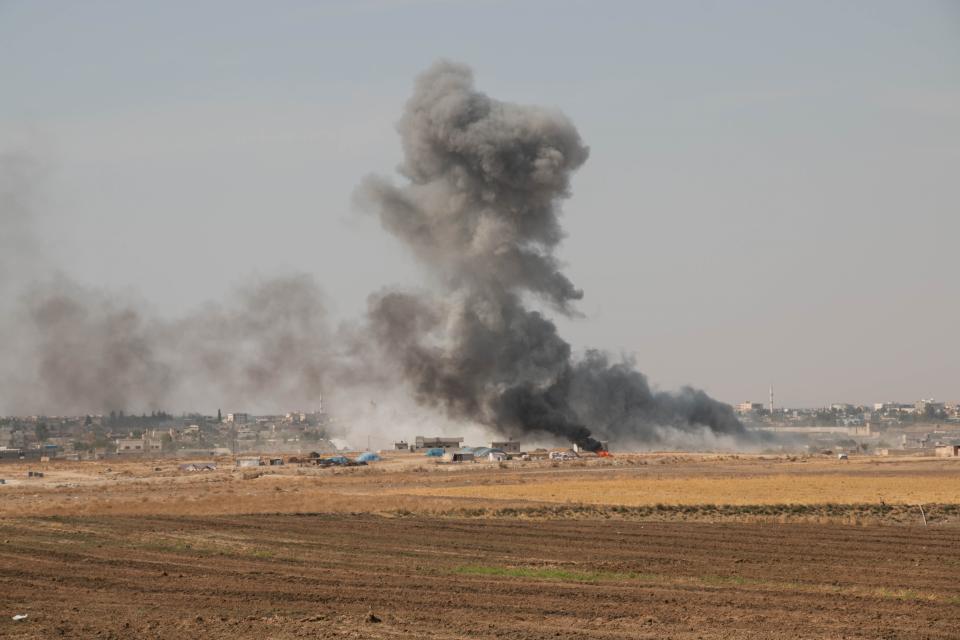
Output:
left=358, top=60, right=747, bottom=449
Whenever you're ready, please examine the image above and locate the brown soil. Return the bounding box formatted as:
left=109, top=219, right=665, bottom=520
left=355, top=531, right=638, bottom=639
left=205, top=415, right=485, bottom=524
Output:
left=1, top=514, right=958, bottom=639
left=2, top=454, right=958, bottom=637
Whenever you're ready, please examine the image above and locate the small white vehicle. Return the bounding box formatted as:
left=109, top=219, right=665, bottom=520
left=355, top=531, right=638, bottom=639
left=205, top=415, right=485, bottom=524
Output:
left=838, top=452, right=849, bottom=461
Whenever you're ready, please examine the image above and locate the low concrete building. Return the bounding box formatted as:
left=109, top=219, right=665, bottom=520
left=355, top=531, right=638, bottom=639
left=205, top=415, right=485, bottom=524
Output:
left=935, top=445, right=960, bottom=457
left=490, top=440, right=521, bottom=454
left=115, top=435, right=162, bottom=455
left=737, top=402, right=765, bottom=414
left=115, top=438, right=148, bottom=454
left=0, top=448, right=42, bottom=461
left=415, top=436, right=464, bottom=451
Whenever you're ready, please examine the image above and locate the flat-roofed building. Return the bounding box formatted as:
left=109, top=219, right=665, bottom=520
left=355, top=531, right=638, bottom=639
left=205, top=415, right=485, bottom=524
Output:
left=414, top=436, right=464, bottom=451
left=736, top=402, right=764, bottom=414
left=490, top=440, right=521, bottom=453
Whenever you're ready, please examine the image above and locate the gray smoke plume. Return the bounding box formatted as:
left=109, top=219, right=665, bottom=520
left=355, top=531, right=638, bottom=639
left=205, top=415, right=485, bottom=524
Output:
left=1, top=63, right=748, bottom=451
left=0, top=151, right=44, bottom=295
left=358, top=61, right=747, bottom=449
left=1, top=147, right=341, bottom=416
left=3, top=273, right=334, bottom=416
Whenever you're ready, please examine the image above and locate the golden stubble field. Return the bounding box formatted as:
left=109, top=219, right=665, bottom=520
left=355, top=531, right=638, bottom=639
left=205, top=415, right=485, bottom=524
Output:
left=1, top=452, right=959, bottom=521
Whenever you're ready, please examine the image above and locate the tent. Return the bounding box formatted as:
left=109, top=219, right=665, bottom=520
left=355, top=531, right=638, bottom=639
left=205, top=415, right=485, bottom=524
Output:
left=424, top=448, right=444, bottom=457
left=356, top=452, right=381, bottom=463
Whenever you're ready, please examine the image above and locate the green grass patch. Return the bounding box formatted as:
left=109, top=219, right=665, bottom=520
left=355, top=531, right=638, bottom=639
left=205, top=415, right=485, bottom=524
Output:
left=452, top=565, right=658, bottom=583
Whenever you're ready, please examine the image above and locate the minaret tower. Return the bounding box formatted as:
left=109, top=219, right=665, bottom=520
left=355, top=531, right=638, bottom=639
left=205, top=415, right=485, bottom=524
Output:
left=769, top=384, right=774, bottom=415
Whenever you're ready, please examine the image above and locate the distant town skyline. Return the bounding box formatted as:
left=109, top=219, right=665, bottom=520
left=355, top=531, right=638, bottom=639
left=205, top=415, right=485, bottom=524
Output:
left=1, top=1, right=958, bottom=409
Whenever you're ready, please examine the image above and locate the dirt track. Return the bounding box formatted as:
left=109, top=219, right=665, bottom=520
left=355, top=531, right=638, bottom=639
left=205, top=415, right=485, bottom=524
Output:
left=2, top=514, right=958, bottom=639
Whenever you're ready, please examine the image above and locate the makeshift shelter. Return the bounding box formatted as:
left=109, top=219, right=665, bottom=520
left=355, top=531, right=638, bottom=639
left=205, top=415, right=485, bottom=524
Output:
left=424, top=448, right=444, bottom=457
left=356, top=452, right=381, bottom=463
left=179, top=463, right=217, bottom=472
left=444, top=450, right=475, bottom=463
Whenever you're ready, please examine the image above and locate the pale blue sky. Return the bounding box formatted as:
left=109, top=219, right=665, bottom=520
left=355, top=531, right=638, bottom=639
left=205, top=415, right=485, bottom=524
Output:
left=2, top=0, right=958, bottom=407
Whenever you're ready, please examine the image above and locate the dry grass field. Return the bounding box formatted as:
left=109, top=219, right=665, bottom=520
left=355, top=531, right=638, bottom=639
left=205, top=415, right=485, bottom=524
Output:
left=395, top=467, right=960, bottom=506
left=2, top=452, right=959, bottom=638
left=2, top=452, right=958, bottom=520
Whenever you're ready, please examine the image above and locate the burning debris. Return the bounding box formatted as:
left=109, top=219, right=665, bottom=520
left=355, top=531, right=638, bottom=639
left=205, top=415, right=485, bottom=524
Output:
left=358, top=60, right=748, bottom=450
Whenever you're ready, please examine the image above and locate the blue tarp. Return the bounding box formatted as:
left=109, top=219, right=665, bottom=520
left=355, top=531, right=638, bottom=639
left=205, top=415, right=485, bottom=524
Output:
left=356, top=452, right=381, bottom=462
left=326, top=456, right=350, bottom=465
left=424, top=448, right=444, bottom=457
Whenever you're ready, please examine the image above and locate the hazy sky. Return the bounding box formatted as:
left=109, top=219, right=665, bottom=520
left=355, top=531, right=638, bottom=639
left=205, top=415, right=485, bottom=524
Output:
left=1, top=0, right=957, bottom=408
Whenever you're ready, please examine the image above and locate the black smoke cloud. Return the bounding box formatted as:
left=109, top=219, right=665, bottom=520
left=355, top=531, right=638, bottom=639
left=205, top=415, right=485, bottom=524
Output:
left=357, top=61, right=748, bottom=449
left=2, top=62, right=749, bottom=450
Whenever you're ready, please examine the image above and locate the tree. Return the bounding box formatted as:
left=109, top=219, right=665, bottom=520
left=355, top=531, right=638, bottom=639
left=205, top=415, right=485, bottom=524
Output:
left=35, top=422, right=50, bottom=442
left=217, top=409, right=223, bottom=423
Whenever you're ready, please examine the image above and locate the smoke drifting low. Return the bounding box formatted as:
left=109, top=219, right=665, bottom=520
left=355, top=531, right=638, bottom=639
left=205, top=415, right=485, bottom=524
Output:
left=357, top=61, right=748, bottom=450
left=1, top=61, right=750, bottom=450
left=3, top=274, right=334, bottom=416
left=1, top=150, right=345, bottom=417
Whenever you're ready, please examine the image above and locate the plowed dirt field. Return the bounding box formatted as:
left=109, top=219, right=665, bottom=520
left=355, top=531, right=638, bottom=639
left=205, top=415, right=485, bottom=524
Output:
left=2, top=514, right=958, bottom=639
